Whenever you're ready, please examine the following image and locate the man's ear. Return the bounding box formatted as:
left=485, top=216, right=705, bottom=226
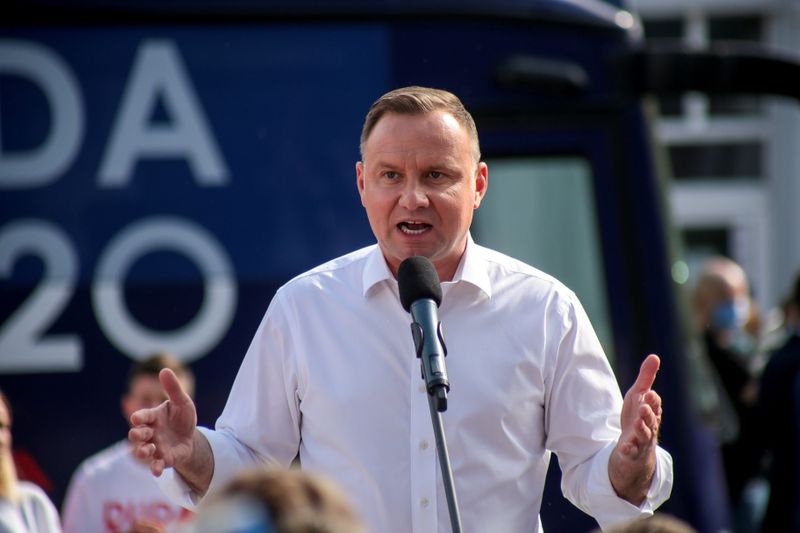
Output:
left=473, top=162, right=488, bottom=209
left=356, top=161, right=367, bottom=207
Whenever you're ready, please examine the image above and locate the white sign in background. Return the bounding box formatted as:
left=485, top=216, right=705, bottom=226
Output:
left=0, top=39, right=237, bottom=372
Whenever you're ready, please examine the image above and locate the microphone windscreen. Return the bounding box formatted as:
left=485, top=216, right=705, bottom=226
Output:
left=398, top=256, right=442, bottom=312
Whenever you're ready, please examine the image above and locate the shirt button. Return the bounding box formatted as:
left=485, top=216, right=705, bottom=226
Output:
left=420, top=497, right=430, bottom=508
left=419, top=440, right=429, bottom=451
left=418, top=383, right=426, bottom=393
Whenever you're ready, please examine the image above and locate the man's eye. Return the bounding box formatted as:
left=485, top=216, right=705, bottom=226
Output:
left=429, top=171, right=442, bottom=179
left=383, top=171, right=399, bottom=180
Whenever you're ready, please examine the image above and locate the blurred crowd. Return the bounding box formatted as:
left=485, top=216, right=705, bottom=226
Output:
left=1, top=354, right=366, bottom=533
left=691, top=259, right=800, bottom=532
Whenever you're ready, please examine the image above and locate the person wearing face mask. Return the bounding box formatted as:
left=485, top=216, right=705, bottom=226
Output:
left=757, top=272, right=800, bottom=532
left=692, top=257, right=762, bottom=531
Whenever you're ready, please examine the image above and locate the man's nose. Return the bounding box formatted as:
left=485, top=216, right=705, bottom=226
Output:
left=399, top=178, right=429, bottom=210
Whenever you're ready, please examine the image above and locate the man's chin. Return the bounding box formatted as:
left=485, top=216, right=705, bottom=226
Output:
left=381, top=247, right=434, bottom=275
left=396, top=249, right=437, bottom=265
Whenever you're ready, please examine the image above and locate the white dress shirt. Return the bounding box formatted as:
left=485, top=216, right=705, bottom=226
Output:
left=161, top=235, right=673, bottom=532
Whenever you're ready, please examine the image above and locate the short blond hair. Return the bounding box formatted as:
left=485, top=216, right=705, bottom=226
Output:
left=360, top=86, right=481, bottom=163
left=209, top=468, right=365, bottom=533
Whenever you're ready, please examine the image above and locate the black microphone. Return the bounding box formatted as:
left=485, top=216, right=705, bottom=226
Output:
left=398, top=256, right=450, bottom=412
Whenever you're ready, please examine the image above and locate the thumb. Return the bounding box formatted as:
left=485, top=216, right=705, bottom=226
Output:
left=159, top=368, right=191, bottom=407
left=632, top=354, right=660, bottom=393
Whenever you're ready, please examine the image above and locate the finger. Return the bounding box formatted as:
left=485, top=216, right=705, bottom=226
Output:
left=130, top=408, right=156, bottom=427
left=635, top=408, right=660, bottom=447
left=151, top=458, right=165, bottom=477
left=159, top=368, right=191, bottom=407
left=128, top=426, right=154, bottom=443
left=632, top=354, right=660, bottom=393
left=633, top=418, right=653, bottom=445
left=133, top=443, right=156, bottom=460
left=638, top=404, right=658, bottom=430
left=644, top=391, right=662, bottom=415
left=643, top=390, right=660, bottom=405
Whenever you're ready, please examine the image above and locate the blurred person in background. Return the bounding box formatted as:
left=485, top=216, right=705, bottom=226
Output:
left=62, top=354, right=195, bottom=533
left=0, top=389, right=61, bottom=532
left=757, top=272, right=800, bottom=532
left=692, top=257, right=763, bottom=531
left=189, top=467, right=365, bottom=533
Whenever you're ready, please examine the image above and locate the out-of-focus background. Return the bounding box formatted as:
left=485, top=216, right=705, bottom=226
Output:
left=2, top=1, right=799, bottom=531
left=631, top=0, right=800, bottom=323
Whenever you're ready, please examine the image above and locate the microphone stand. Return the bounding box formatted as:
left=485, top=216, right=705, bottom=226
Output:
left=412, top=317, right=463, bottom=533
left=424, top=384, right=463, bottom=533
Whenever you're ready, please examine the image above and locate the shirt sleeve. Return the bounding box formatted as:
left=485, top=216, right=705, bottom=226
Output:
left=158, top=289, right=302, bottom=508
left=544, top=292, right=673, bottom=530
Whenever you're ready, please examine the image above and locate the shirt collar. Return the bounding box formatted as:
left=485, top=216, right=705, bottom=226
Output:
left=449, top=233, right=492, bottom=299
left=361, top=234, right=492, bottom=299
left=362, top=245, right=396, bottom=296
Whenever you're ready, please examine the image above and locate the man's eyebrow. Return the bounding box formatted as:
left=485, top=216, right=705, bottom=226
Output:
left=367, top=154, right=462, bottom=172
left=426, top=160, right=459, bottom=169
left=369, top=158, right=401, bottom=170
left=420, top=159, right=461, bottom=172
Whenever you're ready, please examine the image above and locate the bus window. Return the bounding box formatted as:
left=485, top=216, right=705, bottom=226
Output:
left=472, top=157, right=614, bottom=364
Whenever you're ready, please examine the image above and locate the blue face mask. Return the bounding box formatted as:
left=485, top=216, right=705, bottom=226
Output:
left=711, top=298, right=757, bottom=355
left=711, top=298, right=750, bottom=332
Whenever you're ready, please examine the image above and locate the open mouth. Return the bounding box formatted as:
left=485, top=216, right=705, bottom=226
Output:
left=397, top=221, right=432, bottom=235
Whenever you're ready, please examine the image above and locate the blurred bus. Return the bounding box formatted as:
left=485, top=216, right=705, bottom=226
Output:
left=3, top=0, right=798, bottom=529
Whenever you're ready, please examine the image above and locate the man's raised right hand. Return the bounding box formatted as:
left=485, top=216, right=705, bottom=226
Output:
left=128, top=368, right=197, bottom=477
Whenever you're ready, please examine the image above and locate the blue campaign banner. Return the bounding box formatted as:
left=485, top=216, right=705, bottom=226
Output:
left=0, top=25, right=388, bottom=503
left=1, top=26, right=388, bottom=365
left=2, top=26, right=388, bottom=281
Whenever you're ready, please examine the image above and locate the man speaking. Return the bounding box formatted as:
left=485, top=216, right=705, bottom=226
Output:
left=129, top=86, right=673, bottom=532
